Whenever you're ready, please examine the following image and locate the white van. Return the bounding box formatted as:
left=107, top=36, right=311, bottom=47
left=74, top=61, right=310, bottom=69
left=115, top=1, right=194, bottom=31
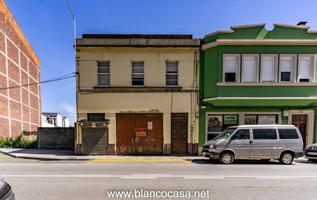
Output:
left=203, top=124, right=304, bottom=165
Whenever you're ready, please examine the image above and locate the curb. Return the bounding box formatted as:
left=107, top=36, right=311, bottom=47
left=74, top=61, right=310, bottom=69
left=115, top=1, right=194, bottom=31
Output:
left=0, top=150, right=92, bottom=161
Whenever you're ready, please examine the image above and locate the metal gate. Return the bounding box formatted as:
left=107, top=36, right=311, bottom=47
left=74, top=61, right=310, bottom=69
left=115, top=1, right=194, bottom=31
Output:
left=116, top=113, right=163, bottom=155
left=82, top=127, right=108, bottom=155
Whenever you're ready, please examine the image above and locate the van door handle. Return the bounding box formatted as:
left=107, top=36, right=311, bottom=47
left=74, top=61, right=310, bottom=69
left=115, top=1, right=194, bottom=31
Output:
left=249, top=140, right=253, bottom=144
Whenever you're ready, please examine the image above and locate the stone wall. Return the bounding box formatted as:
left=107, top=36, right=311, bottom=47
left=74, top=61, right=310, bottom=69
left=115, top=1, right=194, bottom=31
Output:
left=38, top=128, right=74, bottom=150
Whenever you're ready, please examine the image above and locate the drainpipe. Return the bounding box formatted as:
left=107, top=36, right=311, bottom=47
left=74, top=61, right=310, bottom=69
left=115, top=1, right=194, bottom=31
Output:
left=191, top=49, right=199, bottom=155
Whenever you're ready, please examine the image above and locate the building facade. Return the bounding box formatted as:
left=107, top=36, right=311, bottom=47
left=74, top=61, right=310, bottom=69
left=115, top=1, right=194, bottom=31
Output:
left=41, top=112, right=70, bottom=128
left=76, top=34, right=200, bottom=155
left=199, top=23, right=317, bottom=150
left=0, top=0, right=41, bottom=138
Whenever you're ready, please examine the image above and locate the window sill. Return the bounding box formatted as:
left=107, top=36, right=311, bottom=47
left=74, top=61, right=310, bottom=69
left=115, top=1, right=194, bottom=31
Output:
left=83, top=86, right=192, bottom=93
left=216, top=82, right=317, bottom=86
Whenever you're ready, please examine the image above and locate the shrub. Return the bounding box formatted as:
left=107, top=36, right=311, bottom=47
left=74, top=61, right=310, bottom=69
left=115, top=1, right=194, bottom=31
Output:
left=0, top=135, right=37, bottom=149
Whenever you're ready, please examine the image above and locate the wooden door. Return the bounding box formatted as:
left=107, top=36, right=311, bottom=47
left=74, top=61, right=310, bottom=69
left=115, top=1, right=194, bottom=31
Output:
left=171, top=113, right=188, bottom=155
left=116, top=113, right=163, bottom=155
left=116, top=113, right=134, bottom=154
left=292, top=114, right=307, bottom=148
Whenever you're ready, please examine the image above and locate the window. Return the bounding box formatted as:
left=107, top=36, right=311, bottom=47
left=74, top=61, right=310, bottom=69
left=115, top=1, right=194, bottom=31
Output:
left=298, top=55, right=314, bottom=82
left=97, top=61, right=110, bottom=86
left=244, top=115, right=277, bottom=124
left=253, top=129, right=277, bottom=140
left=166, top=61, right=178, bottom=86
left=279, top=55, right=295, bottom=82
left=207, top=114, right=238, bottom=141
left=258, top=115, right=277, bottom=124
left=242, top=55, right=258, bottom=82
left=87, top=113, right=105, bottom=121
left=261, top=55, right=277, bottom=82
left=132, top=62, right=144, bottom=86
left=244, top=115, right=257, bottom=124
left=278, top=129, right=299, bottom=139
left=223, top=55, right=239, bottom=82
left=232, top=129, right=250, bottom=140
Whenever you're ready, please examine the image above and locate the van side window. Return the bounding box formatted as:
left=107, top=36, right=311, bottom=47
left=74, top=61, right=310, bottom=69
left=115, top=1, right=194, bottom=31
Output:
left=231, top=129, right=250, bottom=140
left=253, top=129, right=277, bottom=140
left=278, top=129, right=299, bottom=139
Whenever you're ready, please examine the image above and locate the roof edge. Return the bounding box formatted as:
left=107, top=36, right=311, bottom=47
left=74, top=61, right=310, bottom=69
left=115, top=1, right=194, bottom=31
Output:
left=230, top=23, right=266, bottom=30
left=0, top=0, right=40, bottom=66
left=273, top=23, right=310, bottom=30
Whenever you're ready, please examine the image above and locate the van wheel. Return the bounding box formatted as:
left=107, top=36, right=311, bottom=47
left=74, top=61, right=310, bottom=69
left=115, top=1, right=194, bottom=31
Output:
left=279, top=152, right=294, bottom=165
left=220, top=151, right=234, bottom=164
left=310, top=159, right=317, bottom=163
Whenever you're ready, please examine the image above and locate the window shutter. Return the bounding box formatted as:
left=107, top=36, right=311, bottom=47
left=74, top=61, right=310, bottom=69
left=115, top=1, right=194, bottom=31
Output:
left=280, top=57, right=293, bottom=72
left=224, top=56, right=237, bottom=73
left=242, top=56, right=257, bottom=82
left=298, top=56, right=312, bottom=81
left=261, top=56, right=275, bottom=82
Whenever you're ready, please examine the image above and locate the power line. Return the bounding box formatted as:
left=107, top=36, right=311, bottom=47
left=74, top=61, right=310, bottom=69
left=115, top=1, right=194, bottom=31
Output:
left=0, top=72, right=76, bottom=91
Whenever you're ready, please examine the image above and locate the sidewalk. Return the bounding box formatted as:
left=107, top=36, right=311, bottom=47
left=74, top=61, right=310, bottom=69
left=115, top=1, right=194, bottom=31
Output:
left=0, top=148, right=203, bottom=162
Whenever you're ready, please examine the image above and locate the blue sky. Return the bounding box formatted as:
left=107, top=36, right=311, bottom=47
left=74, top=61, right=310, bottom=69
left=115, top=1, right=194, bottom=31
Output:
left=5, top=0, right=317, bottom=124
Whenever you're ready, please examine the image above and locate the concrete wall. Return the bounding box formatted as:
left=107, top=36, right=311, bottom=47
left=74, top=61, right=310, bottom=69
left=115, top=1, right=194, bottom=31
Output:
left=0, top=0, right=41, bottom=138
left=38, top=127, right=74, bottom=150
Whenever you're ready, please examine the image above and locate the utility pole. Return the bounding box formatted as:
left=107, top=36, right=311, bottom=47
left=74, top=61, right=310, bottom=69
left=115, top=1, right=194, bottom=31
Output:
left=65, top=0, right=79, bottom=139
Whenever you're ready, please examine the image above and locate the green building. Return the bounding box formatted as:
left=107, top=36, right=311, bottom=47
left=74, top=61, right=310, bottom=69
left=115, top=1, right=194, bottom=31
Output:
left=199, top=23, right=317, bottom=150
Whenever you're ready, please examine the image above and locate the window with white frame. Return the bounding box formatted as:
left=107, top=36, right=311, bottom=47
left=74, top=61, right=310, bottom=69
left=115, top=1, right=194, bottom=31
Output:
left=132, top=61, right=144, bottom=86
left=298, top=55, right=314, bottom=82
left=223, top=55, right=239, bottom=82
left=279, top=55, right=295, bottom=82
left=166, top=61, right=178, bottom=86
left=97, top=61, right=110, bottom=86
left=261, top=55, right=277, bottom=82
left=242, top=55, right=258, bottom=82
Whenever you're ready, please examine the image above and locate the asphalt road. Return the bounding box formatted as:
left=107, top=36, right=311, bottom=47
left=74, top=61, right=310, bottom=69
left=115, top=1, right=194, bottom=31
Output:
left=1, top=155, right=317, bottom=200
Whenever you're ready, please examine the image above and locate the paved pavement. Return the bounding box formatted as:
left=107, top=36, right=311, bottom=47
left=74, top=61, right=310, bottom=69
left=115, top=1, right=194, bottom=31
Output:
left=1, top=153, right=317, bottom=200
left=0, top=148, right=197, bottom=162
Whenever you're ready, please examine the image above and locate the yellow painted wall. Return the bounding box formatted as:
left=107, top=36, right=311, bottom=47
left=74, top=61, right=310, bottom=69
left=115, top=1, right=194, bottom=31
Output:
left=77, top=47, right=199, bottom=148
left=78, top=48, right=196, bottom=88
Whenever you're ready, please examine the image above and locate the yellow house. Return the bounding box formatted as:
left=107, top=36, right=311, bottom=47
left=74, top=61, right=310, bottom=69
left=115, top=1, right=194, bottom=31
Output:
left=75, top=34, right=200, bottom=155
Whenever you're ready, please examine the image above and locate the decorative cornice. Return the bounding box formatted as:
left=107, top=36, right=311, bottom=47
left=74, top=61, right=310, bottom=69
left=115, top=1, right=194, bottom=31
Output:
left=203, top=30, right=234, bottom=39
left=231, top=23, right=266, bottom=30
left=274, top=23, right=310, bottom=30
left=202, top=39, right=317, bottom=50
left=216, top=82, right=317, bottom=87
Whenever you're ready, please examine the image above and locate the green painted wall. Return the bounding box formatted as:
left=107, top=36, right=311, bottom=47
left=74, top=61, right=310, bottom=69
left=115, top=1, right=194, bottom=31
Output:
left=199, top=24, right=317, bottom=146
left=203, top=24, right=317, bottom=44
left=201, top=45, right=317, bottom=99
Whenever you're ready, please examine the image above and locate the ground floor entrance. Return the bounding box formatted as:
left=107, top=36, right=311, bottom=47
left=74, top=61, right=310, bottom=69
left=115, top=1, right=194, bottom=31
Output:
left=292, top=114, right=308, bottom=148
left=116, top=113, right=163, bottom=155
left=201, top=109, right=316, bottom=148
left=171, top=113, right=188, bottom=155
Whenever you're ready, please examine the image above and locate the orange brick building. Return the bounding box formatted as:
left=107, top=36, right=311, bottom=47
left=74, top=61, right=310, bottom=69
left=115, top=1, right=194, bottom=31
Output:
left=0, top=0, right=41, bottom=138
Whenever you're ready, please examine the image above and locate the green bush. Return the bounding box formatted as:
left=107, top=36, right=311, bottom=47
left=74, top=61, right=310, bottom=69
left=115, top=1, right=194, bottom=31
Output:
left=0, top=135, right=37, bottom=149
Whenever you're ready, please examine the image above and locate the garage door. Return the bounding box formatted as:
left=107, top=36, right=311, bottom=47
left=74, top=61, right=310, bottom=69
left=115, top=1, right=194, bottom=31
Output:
left=116, top=113, right=163, bottom=155
left=82, top=127, right=108, bottom=155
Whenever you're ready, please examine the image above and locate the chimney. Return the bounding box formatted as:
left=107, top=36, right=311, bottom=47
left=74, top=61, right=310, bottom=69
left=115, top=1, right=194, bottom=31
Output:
left=297, top=21, right=308, bottom=26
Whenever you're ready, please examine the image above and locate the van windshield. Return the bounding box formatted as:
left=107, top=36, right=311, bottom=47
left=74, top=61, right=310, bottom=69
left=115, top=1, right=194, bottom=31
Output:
left=213, top=128, right=237, bottom=140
